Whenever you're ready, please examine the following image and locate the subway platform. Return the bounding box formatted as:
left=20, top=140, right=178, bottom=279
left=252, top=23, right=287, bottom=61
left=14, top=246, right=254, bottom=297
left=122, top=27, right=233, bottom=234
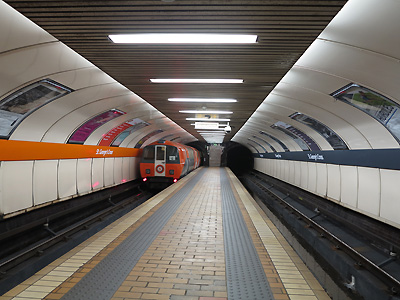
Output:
left=1, top=168, right=329, bottom=300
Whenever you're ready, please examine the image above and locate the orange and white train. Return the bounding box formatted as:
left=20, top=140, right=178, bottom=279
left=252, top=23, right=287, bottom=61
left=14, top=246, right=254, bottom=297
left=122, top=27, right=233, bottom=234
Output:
left=140, top=140, right=200, bottom=185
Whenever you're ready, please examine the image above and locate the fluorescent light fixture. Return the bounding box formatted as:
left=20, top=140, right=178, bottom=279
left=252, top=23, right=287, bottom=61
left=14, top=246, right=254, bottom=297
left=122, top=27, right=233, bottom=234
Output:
left=200, top=132, right=226, bottom=135
left=109, top=34, right=257, bottom=44
left=180, top=110, right=232, bottom=114
left=152, top=79, right=243, bottom=84
left=169, top=98, right=237, bottom=103
left=195, top=122, right=219, bottom=130
left=196, top=129, right=226, bottom=132
left=186, top=118, right=230, bottom=121
left=204, top=137, right=224, bottom=143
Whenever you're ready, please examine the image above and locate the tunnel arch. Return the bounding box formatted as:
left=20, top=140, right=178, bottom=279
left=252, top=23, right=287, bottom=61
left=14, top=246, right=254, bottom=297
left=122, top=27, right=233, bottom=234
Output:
left=222, top=142, right=254, bottom=176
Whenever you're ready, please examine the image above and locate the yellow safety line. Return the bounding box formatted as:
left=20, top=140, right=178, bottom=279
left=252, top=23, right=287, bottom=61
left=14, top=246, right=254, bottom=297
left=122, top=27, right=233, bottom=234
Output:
left=2, top=169, right=201, bottom=300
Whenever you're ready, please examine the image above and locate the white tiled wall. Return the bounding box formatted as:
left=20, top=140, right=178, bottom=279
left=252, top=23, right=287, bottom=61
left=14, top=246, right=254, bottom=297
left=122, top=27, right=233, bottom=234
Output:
left=254, top=158, right=400, bottom=229
left=0, top=157, right=140, bottom=215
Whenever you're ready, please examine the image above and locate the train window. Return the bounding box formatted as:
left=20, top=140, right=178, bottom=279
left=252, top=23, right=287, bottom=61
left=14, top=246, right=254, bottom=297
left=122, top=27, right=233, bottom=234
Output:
left=259, top=131, right=289, bottom=152
left=290, top=112, right=348, bottom=150
left=142, top=146, right=155, bottom=162
left=271, top=121, right=320, bottom=151
left=166, top=146, right=179, bottom=164
left=331, top=83, right=400, bottom=142
left=156, top=146, right=165, bottom=160
left=134, top=129, right=164, bottom=148
left=0, top=79, right=72, bottom=137
left=68, top=109, right=125, bottom=144
left=252, top=135, right=276, bottom=152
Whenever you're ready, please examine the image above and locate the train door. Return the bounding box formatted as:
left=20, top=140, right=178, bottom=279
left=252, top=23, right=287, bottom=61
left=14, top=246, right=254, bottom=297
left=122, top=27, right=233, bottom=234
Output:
left=154, top=145, right=166, bottom=176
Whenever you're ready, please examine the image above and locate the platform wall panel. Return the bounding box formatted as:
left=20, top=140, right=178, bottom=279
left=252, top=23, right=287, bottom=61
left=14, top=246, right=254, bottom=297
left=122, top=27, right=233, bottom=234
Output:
left=103, top=158, right=115, bottom=187
left=254, top=157, right=400, bottom=229
left=92, top=158, right=105, bottom=190
left=380, top=169, right=400, bottom=226
left=0, top=161, right=34, bottom=214
left=113, top=157, right=124, bottom=184
left=340, top=165, right=358, bottom=208
left=307, top=162, right=317, bottom=193
left=315, top=163, right=327, bottom=197
left=357, top=167, right=381, bottom=216
left=327, top=164, right=341, bottom=202
left=300, top=161, right=308, bottom=190
left=33, top=160, right=58, bottom=206
left=58, top=159, right=77, bottom=199
left=77, top=158, right=93, bottom=195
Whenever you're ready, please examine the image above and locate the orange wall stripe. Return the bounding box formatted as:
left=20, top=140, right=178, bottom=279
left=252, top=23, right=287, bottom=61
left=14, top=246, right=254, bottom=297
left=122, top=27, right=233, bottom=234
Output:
left=0, top=140, right=142, bottom=161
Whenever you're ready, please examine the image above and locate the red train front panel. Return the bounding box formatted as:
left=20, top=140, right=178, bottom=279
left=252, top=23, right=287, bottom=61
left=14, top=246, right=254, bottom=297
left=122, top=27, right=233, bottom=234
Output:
left=140, top=140, right=200, bottom=184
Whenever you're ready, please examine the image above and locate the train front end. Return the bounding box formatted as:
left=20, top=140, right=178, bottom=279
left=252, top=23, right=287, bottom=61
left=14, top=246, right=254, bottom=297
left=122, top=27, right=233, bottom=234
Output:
left=140, top=141, right=183, bottom=187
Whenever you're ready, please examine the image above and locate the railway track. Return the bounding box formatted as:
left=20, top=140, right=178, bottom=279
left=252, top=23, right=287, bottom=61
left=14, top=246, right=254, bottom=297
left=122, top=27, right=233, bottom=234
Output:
left=242, top=171, right=400, bottom=299
left=0, top=181, right=154, bottom=295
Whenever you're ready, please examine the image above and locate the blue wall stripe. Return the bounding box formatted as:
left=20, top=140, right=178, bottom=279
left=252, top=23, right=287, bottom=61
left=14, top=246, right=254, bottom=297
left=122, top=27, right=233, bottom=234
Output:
left=253, top=149, right=400, bottom=170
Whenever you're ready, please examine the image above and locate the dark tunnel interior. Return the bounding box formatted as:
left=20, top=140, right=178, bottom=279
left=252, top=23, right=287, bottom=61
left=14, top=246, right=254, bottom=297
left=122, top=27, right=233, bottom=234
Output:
left=223, top=142, right=254, bottom=176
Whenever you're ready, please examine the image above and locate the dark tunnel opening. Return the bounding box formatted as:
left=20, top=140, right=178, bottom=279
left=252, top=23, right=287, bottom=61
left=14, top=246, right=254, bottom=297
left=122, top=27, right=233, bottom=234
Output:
left=222, top=142, right=254, bottom=176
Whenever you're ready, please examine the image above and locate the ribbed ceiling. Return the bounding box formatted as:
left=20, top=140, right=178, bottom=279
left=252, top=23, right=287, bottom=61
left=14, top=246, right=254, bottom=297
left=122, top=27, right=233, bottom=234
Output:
left=4, top=0, right=347, bottom=142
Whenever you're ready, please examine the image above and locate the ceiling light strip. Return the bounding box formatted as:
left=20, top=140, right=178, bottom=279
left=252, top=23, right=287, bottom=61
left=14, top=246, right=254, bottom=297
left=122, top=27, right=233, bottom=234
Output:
left=169, top=98, right=237, bottom=103
left=186, top=118, right=230, bottom=121
left=180, top=110, right=232, bottom=114
left=109, top=34, right=257, bottom=44
left=152, top=79, right=243, bottom=84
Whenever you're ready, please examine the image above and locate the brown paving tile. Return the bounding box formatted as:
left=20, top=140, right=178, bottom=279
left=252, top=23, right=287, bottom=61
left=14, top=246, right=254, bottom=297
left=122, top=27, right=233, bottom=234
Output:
left=140, top=293, right=170, bottom=300
left=169, top=296, right=198, bottom=300
left=185, top=290, right=214, bottom=297
left=112, top=169, right=226, bottom=299
left=213, top=292, right=228, bottom=298
left=113, top=291, right=142, bottom=298
left=41, top=183, right=184, bottom=300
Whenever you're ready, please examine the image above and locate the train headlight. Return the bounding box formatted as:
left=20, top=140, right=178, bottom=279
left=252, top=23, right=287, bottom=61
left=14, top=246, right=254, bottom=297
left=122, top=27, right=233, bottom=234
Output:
left=146, top=169, right=150, bottom=174
left=169, top=170, right=174, bottom=175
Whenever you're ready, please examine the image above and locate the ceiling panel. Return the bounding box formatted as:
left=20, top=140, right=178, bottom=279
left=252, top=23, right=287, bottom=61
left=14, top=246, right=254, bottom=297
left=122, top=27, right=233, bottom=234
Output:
left=4, top=0, right=347, bottom=142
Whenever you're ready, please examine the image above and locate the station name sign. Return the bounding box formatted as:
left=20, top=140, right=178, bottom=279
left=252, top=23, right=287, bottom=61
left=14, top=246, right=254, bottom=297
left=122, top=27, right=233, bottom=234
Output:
left=95, top=148, right=114, bottom=156
left=307, top=154, right=324, bottom=161
left=253, top=149, right=400, bottom=171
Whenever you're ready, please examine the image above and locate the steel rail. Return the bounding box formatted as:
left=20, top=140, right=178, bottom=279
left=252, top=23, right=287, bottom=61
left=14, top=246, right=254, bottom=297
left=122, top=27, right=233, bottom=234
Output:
left=0, top=192, right=148, bottom=275
left=250, top=176, right=400, bottom=295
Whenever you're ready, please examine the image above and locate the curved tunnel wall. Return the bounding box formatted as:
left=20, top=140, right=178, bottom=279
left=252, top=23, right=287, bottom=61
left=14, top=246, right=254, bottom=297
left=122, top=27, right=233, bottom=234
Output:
left=233, top=0, right=400, bottom=229
left=1, top=0, right=400, bottom=234
left=0, top=2, right=195, bottom=216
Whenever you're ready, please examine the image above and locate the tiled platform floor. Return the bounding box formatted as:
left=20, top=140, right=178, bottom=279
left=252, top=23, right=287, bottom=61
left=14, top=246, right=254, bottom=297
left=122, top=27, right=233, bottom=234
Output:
left=1, top=167, right=330, bottom=300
